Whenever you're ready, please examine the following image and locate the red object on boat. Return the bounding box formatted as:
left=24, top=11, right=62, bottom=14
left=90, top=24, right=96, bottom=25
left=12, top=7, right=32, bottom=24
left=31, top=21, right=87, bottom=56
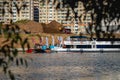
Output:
left=26, top=49, right=33, bottom=53
left=63, top=29, right=71, bottom=34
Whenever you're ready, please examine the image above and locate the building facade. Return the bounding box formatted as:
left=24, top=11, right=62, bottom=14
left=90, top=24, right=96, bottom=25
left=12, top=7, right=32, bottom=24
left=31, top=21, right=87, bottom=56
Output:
left=0, top=0, right=92, bottom=34
left=39, top=0, right=92, bottom=34
left=0, top=0, right=33, bottom=24
left=33, top=0, right=39, bottom=22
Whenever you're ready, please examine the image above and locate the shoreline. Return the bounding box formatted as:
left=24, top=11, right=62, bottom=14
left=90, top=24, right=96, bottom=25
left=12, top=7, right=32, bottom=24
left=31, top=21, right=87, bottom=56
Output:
left=0, top=33, right=120, bottom=49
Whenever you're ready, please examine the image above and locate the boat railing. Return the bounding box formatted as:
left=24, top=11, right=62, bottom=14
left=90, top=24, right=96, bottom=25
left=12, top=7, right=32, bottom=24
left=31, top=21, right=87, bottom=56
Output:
left=64, top=40, right=91, bottom=45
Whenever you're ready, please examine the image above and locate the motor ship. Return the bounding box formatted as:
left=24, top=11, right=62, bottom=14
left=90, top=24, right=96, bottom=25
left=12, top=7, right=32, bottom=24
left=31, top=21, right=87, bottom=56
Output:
left=52, top=36, right=120, bottom=52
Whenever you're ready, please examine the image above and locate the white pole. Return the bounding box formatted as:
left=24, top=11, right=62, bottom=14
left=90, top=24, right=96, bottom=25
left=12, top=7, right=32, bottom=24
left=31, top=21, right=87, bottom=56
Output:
left=60, top=36, right=63, bottom=47
left=46, top=37, right=49, bottom=48
left=52, top=36, right=54, bottom=46
left=57, top=36, right=60, bottom=47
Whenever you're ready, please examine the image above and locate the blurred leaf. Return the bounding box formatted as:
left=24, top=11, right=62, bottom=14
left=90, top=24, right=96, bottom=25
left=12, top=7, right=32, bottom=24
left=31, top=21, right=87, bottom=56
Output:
left=40, top=0, right=45, bottom=6
left=2, top=1, right=8, bottom=16
left=1, top=47, right=7, bottom=57
left=66, top=9, right=70, bottom=21
left=12, top=49, right=18, bottom=57
left=47, top=0, right=50, bottom=4
left=11, top=39, right=15, bottom=48
left=78, top=14, right=82, bottom=23
left=9, top=56, right=14, bottom=62
left=3, top=64, right=8, bottom=74
left=22, top=3, right=28, bottom=10
left=1, top=45, right=10, bottom=57
left=2, top=8, right=5, bottom=16
left=15, top=25, right=20, bottom=31
left=56, top=2, right=60, bottom=9
left=21, top=38, right=28, bottom=52
left=3, top=1, right=8, bottom=5
left=8, top=70, right=15, bottom=80
left=8, top=5, right=13, bottom=15
left=0, top=1, right=31, bottom=80
left=20, top=58, right=23, bottom=65
left=13, top=2, right=21, bottom=15
left=24, top=59, right=28, bottom=67
left=52, top=0, right=56, bottom=5
left=2, top=39, right=9, bottom=43
left=11, top=27, right=15, bottom=34
left=0, top=58, right=4, bottom=66
left=22, top=38, right=28, bottom=46
left=27, top=42, right=30, bottom=50
left=16, top=59, right=19, bottom=66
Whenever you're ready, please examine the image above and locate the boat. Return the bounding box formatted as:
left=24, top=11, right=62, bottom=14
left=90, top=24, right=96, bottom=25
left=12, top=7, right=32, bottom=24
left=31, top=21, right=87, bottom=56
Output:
left=52, top=36, right=120, bottom=52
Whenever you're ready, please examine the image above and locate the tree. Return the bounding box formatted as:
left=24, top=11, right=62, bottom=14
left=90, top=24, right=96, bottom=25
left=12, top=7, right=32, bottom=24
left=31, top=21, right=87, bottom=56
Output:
left=0, top=0, right=119, bottom=79
left=0, top=0, right=29, bottom=80
left=40, top=0, right=120, bottom=38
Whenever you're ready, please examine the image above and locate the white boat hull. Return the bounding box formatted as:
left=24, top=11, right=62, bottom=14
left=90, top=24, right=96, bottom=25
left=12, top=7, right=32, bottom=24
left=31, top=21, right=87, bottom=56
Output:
left=52, top=47, right=120, bottom=52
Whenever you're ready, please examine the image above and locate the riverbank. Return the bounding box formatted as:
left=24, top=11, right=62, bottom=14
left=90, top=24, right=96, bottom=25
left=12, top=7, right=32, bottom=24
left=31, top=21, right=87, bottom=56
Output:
left=0, top=33, right=76, bottom=48
left=0, top=32, right=120, bottom=49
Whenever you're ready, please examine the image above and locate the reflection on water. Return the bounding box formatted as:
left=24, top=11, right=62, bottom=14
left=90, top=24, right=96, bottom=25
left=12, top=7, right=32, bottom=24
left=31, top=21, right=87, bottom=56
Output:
left=26, top=52, right=120, bottom=80
left=1, top=52, right=120, bottom=80
left=80, top=52, right=120, bottom=80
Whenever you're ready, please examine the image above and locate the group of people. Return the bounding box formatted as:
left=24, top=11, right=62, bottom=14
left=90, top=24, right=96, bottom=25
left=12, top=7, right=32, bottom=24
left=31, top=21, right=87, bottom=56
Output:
left=30, top=36, right=63, bottom=53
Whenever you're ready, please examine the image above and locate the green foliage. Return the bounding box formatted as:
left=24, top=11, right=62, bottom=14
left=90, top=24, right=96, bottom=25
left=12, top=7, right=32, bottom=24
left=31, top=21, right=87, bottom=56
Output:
left=0, top=1, right=31, bottom=79
left=8, top=70, right=15, bottom=80
left=0, top=0, right=119, bottom=80
left=39, top=0, right=120, bottom=38
left=14, top=19, right=30, bottom=24
left=0, top=22, right=2, bottom=34
left=0, top=23, right=29, bottom=80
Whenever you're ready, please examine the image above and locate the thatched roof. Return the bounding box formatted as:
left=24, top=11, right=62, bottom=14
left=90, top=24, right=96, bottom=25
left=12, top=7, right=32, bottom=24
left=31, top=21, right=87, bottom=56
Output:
left=18, top=20, right=44, bottom=33
left=2, top=20, right=64, bottom=34
left=43, top=20, right=63, bottom=33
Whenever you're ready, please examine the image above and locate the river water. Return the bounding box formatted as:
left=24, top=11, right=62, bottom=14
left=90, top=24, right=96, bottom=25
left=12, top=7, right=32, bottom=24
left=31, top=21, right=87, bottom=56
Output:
left=0, top=52, right=120, bottom=80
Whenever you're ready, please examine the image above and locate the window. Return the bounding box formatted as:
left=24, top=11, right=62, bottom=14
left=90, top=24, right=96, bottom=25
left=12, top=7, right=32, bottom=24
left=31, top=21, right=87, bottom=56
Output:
left=49, top=10, right=52, bottom=12
left=13, top=15, right=16, bottom=17
left=75, top=29, right=78, bottom=31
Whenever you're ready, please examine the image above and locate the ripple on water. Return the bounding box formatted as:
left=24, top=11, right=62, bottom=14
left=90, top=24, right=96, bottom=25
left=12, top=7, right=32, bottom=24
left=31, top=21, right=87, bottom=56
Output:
left=0, top=52, right=120, bottom=80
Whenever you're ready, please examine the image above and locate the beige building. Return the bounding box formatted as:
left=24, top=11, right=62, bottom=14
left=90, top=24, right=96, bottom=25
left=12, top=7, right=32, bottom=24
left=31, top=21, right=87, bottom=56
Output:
left=33, top=0, right=39, bottom=22
left=0, top=0, right=92, bottom=34
left=39, top=0, right=92, bottom=34
left=0, top=0, right=33, bottom=24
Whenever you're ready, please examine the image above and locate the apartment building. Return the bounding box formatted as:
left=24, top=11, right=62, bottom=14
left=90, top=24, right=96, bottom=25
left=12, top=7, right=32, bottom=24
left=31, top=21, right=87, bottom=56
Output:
left=0, top=1, right=3, bottom=22
left=0, top=0, right=33, bottom=24
left=39, top=0, right=92, bottom=34
left=33, top=0, right=39, bottom=22
left=0, top=0, right=92, bottom=34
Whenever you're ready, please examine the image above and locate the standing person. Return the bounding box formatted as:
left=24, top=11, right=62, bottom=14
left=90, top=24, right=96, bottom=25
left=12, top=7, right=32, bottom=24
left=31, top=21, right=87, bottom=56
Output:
left=57, top=36, right=60, bottom=47
left=59, top=36, right=63, bottom=47
left=52, top=35, right=55, bottom=46
left=39, top=36, right=43, bottom=46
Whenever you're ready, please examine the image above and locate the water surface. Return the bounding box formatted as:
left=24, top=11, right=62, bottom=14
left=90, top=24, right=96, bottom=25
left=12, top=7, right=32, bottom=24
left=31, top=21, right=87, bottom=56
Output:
left=0, top=52, right=120, bottom=80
